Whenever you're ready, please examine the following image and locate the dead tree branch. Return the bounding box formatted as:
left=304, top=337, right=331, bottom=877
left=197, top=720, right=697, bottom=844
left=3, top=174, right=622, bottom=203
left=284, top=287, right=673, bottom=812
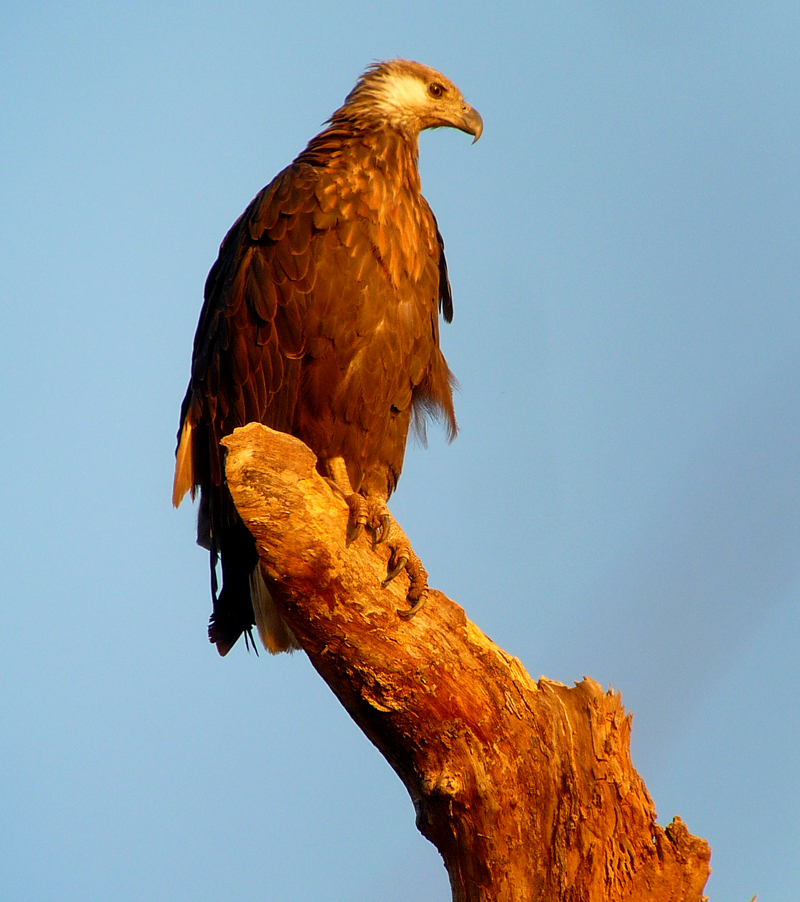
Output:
left=222, top=423, right=711, bottom=902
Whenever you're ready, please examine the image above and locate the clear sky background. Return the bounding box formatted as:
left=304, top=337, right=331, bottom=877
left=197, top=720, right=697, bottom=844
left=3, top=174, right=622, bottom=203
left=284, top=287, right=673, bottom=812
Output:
left=2, top=2, right=798, bottom=900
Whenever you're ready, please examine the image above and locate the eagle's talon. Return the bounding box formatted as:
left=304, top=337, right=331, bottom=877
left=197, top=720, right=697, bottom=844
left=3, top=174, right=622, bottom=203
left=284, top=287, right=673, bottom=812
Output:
left=397, top=593, right=427, bottom=619
left=347, top=522, right=364, bottom=545
left=375, top=513, right=393, bottom=544
left=344, top=489, right=368, bottom=545
left=383, top=554, right=409, bottom=586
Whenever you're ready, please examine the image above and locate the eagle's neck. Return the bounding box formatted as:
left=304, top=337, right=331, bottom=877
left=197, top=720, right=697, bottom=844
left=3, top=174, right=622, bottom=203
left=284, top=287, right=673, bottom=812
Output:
left=301, top=117, right=421, bottom=188
left=362, top=126, right=422, bottom=195
left=300, top=122, right=434, bottom=285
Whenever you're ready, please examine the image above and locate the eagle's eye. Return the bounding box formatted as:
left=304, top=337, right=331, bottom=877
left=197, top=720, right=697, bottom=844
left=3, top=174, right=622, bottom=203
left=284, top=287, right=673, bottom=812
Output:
left=428, top=82, right=445, bottom=98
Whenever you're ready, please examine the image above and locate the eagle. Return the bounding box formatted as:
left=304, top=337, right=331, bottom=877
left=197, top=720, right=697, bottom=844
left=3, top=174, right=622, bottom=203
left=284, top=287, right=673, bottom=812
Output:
left=173, top=59, right=482, bottom=655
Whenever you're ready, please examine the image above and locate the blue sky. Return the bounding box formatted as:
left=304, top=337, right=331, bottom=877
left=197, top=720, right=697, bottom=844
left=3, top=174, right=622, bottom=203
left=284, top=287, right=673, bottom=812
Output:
left=2, top=2, right=798, bottom=899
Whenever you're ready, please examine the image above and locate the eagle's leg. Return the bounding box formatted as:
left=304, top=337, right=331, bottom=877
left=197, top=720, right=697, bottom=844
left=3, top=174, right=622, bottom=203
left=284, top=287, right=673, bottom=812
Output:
left=324, top=457, right=370, bottom=543
left=324, top=457, right=428, bottom=616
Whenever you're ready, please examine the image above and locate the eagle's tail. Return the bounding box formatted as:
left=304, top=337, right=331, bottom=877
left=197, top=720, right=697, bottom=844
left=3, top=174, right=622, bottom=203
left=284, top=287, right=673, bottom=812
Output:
left=207, top=520, right=299, bottom=656
left=207, top=522, right=258, bottom=656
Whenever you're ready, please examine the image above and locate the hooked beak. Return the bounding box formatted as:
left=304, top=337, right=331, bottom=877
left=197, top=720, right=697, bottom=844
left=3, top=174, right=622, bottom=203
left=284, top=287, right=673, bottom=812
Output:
left=458, top=104, right=483, bottom=144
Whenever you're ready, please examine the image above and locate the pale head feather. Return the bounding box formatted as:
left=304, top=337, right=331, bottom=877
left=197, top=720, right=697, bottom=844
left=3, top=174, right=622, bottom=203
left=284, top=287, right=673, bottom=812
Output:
left=338, top=59, right=481, bottom=140
left=364, top=62, right=455, bottom=118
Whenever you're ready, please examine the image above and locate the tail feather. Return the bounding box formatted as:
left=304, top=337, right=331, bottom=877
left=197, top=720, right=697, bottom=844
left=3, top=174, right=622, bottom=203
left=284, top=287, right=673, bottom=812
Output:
left=206, top=521, right=300, bottom=656
left=208, top=522, right=258, bottom=655
left=250, top=566, right=301, bottom=654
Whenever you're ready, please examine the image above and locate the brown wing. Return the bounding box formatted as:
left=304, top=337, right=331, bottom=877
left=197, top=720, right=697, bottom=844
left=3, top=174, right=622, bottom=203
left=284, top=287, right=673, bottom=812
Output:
left=172, top=162, right=323, bottom=654
left=173, top=162, right=320, bottom=505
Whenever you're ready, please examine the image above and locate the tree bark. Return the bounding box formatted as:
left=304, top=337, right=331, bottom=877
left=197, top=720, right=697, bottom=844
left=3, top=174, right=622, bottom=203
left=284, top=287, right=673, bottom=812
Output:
left=222, top=423, right=711, bottom=902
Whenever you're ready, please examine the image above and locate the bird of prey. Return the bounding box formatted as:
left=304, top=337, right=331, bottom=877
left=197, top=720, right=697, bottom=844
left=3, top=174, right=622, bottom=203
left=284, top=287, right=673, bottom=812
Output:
left=173, top=59, right=482, bottom=655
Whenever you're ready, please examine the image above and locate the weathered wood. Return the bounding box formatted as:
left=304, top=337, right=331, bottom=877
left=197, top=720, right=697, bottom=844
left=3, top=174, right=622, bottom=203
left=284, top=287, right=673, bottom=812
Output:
left=222, top=423, right=711, bottom=902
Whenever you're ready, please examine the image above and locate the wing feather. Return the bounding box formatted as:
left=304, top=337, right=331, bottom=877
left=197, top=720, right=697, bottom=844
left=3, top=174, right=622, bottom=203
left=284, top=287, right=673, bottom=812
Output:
left=175, top=161, right=324, bottom=500
left=287, top=211, right=313, bottom=255
left=266, top=216, right=288, bottom=243
left=246, top=252, right=278, bottom=322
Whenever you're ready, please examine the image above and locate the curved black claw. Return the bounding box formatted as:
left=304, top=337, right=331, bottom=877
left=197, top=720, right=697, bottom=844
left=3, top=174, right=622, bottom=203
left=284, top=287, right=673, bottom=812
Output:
left=345, top=492, right=368, bottom=546
left=347, top=521, right=364, bottom=545
left=382, top=554, right=408, bottom=586
left=375, top=513, right=393, bottom=545
left=397, top=593, right=427, bottom=619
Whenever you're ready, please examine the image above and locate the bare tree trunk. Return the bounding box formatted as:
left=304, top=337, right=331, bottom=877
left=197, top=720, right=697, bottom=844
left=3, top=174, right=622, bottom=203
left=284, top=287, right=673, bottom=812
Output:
left=222, top=423, right=711, bottom=902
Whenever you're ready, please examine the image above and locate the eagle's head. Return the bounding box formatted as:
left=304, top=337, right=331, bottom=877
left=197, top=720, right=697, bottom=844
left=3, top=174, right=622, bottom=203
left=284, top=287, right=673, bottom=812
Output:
left=343, top=59, right=483, bottom=143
